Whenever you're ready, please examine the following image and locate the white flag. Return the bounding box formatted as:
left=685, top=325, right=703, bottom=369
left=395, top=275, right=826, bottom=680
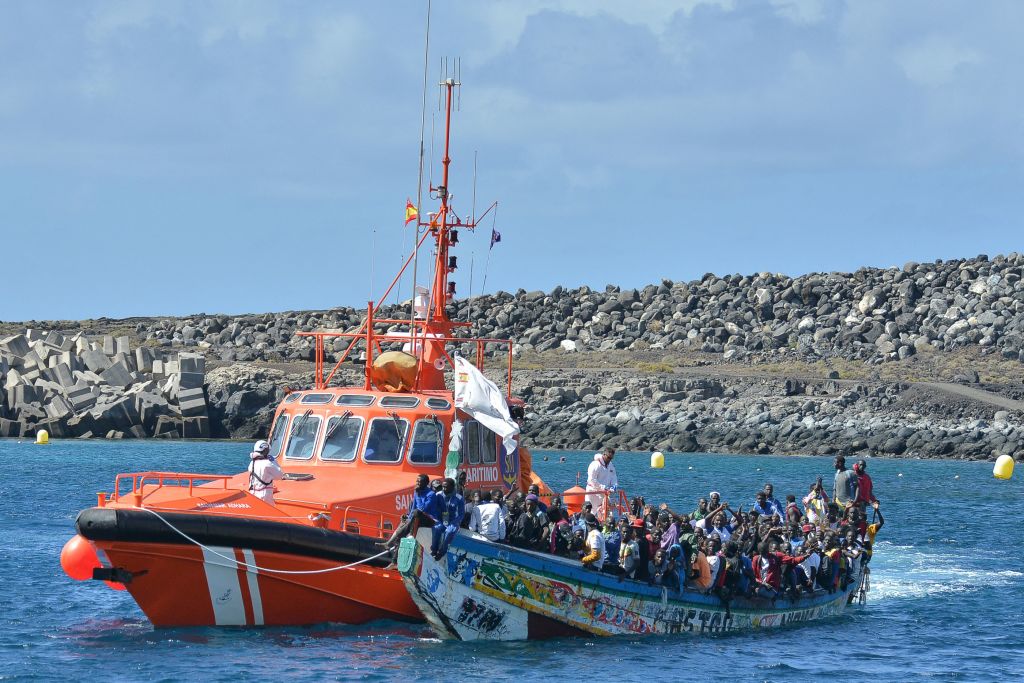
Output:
left=453, top=355, right=519, bottom=454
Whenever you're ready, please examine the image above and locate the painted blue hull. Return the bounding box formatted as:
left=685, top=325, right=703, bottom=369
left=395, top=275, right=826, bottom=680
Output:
left=399, top=529, right=862, bottom=640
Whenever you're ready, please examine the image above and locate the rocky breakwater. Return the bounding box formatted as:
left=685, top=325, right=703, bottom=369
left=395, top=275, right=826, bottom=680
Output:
left=517, top=372, right=1024, bottom=461
left=457, top=252, right=1024, bottom=365
left=0, top=330, right=219, bottom=439
left=83, top=253, right=1024, bottom=368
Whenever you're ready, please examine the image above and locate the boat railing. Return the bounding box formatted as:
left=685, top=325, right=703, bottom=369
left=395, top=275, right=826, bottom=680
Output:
left=297, top=301, right=515, bottom=396
left=328, top=503, right=402, bottom=539
left=103, top=471, right=236, bottom=507
left=559, top=487, right=634, bottom=522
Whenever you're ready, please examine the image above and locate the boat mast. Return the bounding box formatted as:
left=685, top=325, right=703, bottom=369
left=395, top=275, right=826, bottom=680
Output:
left=428, top=76, right=458, bottom=329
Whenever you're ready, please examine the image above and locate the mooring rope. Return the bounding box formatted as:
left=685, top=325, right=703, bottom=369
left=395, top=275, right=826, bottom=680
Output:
left=135, top=506, right=390, bottom=575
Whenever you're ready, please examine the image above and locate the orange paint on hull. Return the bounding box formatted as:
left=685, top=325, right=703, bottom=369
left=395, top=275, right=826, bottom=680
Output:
left=99, top=541, right=419, bottom=627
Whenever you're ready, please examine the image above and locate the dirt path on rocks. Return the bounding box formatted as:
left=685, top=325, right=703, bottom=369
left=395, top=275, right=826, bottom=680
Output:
left=914, top=382, right=1024, bottom=411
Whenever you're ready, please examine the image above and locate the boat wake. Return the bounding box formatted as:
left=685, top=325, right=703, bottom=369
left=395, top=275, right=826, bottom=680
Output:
left=867, top=541, right=1023, bottom=601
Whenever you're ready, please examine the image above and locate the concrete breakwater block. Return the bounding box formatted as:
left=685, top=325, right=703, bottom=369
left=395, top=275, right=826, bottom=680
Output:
left=178, top=371, right=204, bottom=390
left=179, top=353, right=205, bottom=374
left=4, top=369, right=24, bottom=391
left=52, top=363, right=75, bottom=388
left=81, top=350, right=111, bottom=373
left=177, top=387, right=208, bottom=418
left=45, top=395, right=73, bottom=420
left=89, top=397, right=138, bottom=432
left=8, top=384, right=40, bottom=410
left=0, top=335, right=30, bottom=358
left=154, top=415, right=182, bottom=438
left=0, top=328, right=226, bottom=439
left=67, top=412, right=98, bottom=435
left=135, top=347, right=154, bottom=374
left=100, top=361, right=134, bottom=389
left=0, top=418, right=22, bottom=437
left=182, top=415, right=209, bottom=438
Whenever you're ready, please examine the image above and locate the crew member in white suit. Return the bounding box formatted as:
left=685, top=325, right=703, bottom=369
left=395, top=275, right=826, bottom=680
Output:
left=248, top=439, right=283, bottom=505
left=586, top=446, right=618, bottom=520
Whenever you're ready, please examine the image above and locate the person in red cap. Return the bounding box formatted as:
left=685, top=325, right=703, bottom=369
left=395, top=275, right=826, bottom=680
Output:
left=631, top=517, right=651, bottom=580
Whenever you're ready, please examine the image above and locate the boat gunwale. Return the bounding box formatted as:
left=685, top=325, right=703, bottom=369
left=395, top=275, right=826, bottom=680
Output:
left=436, top=530, right=857, bottom=615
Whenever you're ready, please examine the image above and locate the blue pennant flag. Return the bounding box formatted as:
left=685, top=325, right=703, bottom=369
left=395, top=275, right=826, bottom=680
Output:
left=489, top=228, right=501, bottom=249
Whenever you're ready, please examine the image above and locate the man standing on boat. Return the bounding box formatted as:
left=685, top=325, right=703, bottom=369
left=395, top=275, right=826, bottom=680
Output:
left=586, top=446, right=618, bottom=520
left=853, top=459, right=878, bottom=507
left=248, top=439, right=282, bottom=506
left=833, top=456, right=860, bottom=508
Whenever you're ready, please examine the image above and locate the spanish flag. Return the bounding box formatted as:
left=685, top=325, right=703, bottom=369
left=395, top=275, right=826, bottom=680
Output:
left=405, top=199, right=418, bottom=225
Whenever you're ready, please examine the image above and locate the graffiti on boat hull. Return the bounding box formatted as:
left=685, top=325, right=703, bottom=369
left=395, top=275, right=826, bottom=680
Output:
left=455, top=596, right=505, bottom=633
left=475, top=560, right=655, bottom=634
left=471, top=558, right=851, bottom=636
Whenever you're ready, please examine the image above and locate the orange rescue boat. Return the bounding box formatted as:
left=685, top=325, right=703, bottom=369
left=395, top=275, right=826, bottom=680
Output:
left=61, top=77, right=552, bottom=627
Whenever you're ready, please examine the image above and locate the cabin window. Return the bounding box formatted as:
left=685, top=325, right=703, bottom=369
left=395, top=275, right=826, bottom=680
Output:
left=481, top=426, right=498, bottom=464
left=337, top=394, right=375, bottom=407
left=301, top=393, right=332, bottom=405
left=363, top=417, right=409, bottom=463
left=426, top=397, right=451, bottom=410
left=320, top=414, right=364, bottom=462
left=284, top=393, right=301, bottom=403
left=410, top=419, right=444, bottom=465
left=464, top=421, right=481, bottom=465
left=268, top=413, right=289, bottom=457
left=380, top=396, right=420, bottom=409
left=284, top=413, right=321, bottom=460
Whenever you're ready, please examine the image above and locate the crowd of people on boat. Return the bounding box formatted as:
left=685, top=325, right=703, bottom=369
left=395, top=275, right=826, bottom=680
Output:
left=389, top=453, right=883, bottom=606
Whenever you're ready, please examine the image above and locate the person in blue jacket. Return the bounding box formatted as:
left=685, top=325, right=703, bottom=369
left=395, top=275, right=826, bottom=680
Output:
left=386, top=474, right=437, bottom=549
left=430, top=477, right=465, bottom=560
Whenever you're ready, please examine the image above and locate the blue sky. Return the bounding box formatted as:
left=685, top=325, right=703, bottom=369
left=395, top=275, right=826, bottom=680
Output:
left=1, top=0, right=1020, bottom=320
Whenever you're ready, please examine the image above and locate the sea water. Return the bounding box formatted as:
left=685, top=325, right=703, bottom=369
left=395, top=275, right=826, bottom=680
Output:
left=1, top=440, right=1022, bottom=682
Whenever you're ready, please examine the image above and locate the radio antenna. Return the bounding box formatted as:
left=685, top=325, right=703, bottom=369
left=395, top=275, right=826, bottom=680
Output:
left=410, top=0, right=431, bottom=326
left=471, top=151, right=478, bottom=225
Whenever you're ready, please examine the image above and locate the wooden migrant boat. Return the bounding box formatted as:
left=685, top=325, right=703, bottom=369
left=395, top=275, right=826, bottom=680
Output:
left=397, top=526, right=864, bottom=640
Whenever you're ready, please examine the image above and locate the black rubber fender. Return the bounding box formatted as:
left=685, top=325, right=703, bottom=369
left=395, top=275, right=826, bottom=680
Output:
left=75, top=507, right=388, bottom=566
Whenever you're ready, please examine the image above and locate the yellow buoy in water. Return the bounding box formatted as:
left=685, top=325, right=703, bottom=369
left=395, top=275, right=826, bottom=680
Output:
left=35, top=429, right=49, bottom=445
left=650, top=451, right=665, bottom=469
left=993, top=454, right=1015, bottom=480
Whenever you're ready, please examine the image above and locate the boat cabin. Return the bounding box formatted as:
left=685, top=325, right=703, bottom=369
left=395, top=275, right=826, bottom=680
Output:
left=267, top=387, right=521, bottom=516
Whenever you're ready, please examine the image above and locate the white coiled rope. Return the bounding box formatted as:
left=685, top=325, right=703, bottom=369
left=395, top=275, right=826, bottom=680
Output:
left=136, top=506, right=391, bottom=575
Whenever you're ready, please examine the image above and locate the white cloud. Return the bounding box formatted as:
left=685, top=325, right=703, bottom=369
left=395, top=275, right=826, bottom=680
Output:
left=897, top=36, right=982, bottom=87
left=770, top=0, right=827, bottom=25
left=293, top=13, right=365, bottom=98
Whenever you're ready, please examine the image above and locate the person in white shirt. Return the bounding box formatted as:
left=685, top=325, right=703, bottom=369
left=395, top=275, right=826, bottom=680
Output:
left=705, top=535, right=724, bottom=592
left=586, top=447, right=618, bottom=519
left=581, top=514, right=607, bottom=570
left=248, top=439, right=283, bottom=505
left=796, top=537, right=821, bottom=592
left=469, top=490, right=506, bottom=541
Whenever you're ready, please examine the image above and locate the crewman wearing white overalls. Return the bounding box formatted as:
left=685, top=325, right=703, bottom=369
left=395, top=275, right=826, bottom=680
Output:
left=248, top=439, right=283, bottom=505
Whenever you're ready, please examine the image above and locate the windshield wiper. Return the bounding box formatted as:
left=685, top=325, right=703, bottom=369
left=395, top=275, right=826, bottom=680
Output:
left=291, top=409, right=313, bottom=435
left=325, top=411, right=353, bottom=440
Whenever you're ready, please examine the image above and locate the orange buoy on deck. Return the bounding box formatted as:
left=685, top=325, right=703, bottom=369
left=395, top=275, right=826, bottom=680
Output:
left=562, top=485, right=587, bottom=515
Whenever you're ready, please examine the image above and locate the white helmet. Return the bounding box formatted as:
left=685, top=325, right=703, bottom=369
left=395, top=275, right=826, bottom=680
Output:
left=254, top=440, right=270, bottom=453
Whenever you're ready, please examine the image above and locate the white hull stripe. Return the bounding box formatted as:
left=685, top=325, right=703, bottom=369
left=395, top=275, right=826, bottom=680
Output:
left=242, top=549, right=264, bottom=626
left=201, top=546, right=246, bottom=625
